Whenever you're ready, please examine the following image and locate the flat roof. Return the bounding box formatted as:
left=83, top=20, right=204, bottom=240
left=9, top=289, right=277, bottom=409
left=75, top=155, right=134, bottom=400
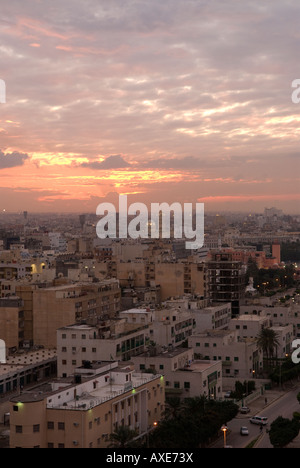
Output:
left=179, top=360, right=219, bottom=373
left=0, top=349, right=57, bottom=377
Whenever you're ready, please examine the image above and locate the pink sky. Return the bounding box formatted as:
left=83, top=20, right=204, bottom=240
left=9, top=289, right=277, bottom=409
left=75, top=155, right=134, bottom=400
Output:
left=0, top=1, right=299, bottom=213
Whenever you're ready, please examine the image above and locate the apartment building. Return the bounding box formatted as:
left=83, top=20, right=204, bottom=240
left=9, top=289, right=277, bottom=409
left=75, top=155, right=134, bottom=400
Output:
left=193, top=303, right=232, bottom=332
left=115, top=259, right=207, bottom=301
left=207, top=251, right=246, bottom=316
left=132, top=347, right=222, bottom=400
left=228, top=314, right=271, bottom=340
left=32, top=280, right=121, bottom=348
left=271, top=324, right=294, bottom=357
left=189, top=329, right=263, bottom=380
left=119, top=307, right=196, bottom=348
left=0, top=297, right=25, bottom=352
left=57, top=321, right=151, bottom=377
left=10, top=361, right=164, bottom=448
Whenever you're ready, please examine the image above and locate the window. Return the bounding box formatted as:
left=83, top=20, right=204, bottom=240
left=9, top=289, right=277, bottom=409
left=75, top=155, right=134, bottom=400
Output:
left=234, top=357, right=239, bottom=362
left=58, top=422, right=65, bottom=430
left=48, top=421, right=54, bottom=430
left=13, top=405, right=19, bottom=412
left=184, top=382, right=190, bottom=389
left=48, top=443, right=54, bottom=448
left=33, top=424, right=40, bottom=433
left=16, top=426, right=23, bottom=433
left=58, top=443, right=65, bottom=449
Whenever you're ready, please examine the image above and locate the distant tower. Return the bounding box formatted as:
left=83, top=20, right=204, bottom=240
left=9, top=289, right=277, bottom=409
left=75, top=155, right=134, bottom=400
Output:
left=23, top=211, right=28, bottom=221
left=272, top=242, right=281, bottom=264
left=79, top=214, right=86, bottom=231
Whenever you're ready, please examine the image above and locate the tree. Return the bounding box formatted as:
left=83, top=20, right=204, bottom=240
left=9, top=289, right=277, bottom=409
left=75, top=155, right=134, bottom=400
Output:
left=257, top=328, right=280, bottom=368
left=269, top=416, right=300, bottom=448
left=150, top=396, right=239, bottom=448
left=108, top=426, right=139, bottom=448
left=163, top=397, right=185, bottom=420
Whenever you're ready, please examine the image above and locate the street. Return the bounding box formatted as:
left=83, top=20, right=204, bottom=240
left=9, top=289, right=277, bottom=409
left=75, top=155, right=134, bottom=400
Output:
left=212, top=385, right=300, bottom=449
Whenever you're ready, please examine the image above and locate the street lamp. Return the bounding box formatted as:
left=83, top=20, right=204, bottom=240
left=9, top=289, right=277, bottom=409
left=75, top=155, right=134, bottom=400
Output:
left=221, top=425, right=228, bottom=448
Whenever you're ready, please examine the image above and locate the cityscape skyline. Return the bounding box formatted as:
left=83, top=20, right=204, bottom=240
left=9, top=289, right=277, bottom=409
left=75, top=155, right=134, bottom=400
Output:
left=0, top=1, right=300, bottom=213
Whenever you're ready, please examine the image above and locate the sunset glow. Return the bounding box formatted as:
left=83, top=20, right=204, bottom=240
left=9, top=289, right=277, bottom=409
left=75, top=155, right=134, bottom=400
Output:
left=0, top=1, right=299, bottom=213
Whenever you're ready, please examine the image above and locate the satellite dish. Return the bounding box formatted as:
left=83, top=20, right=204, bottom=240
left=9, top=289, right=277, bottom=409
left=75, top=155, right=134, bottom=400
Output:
left=0, top=340, right=6, bottom=364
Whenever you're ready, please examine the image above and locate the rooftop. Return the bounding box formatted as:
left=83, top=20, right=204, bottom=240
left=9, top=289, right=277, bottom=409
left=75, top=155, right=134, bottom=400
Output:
left=0, top=349, right=57, bottom=377
left=11, top=362, right=162, bottom=409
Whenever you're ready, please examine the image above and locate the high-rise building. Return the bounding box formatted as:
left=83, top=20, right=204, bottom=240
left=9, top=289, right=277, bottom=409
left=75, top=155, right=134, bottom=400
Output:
left=207, top=251, right=246, bottom=316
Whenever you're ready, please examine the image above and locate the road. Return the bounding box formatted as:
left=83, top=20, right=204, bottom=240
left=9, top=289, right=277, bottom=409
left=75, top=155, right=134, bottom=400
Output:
left=212, top=385, right=300, bottom=449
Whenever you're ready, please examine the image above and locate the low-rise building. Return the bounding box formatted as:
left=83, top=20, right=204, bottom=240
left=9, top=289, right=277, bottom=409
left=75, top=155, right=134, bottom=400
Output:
left=9, top=361, right=164, bottom=448
left=228, top=314, right=271, bottom=340
left=271, top=324, right=294, bottom=357
left=57, top=321, right=151, bottom=377
left=132, top=347, right=222, bottom=400
left=189, top=329, right=263, bottom=380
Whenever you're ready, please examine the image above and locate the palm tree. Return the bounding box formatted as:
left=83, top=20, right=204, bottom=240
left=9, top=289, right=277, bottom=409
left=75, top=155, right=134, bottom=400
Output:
left=108, top=426, right=138, bottom=448
left=257, top=327, right=280, bottom=368
left=163, top=397, right=185, bottom=420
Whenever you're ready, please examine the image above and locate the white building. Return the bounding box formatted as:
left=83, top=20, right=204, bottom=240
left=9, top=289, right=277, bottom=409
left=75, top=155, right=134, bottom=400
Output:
left=132, top=347, right=222, bottom=400
left=189, top=329, right=263, bottom=380
left=228, top=314, right=271, bottom=340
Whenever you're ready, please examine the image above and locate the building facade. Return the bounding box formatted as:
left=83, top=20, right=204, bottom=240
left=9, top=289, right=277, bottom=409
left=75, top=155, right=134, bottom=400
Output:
left=10, top=362, right=164, bottom=449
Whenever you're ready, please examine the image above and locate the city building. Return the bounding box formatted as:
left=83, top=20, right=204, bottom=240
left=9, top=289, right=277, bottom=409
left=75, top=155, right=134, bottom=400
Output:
left=57, top=321, right=151, bottom=377
left=9, top=361, right=164, bottom=448
left=228, top=314, right=271, bottom=340
left=32, top=280, right=121, bottom=348
left=0, top=297, right=25, bottom=352
left=207, top=251, right=246, bottom=316
left=189, top=329, right=263, bottom=380
left=132, top=346, right=222, bottom=400
left=119, top=306, right=196, bottom=349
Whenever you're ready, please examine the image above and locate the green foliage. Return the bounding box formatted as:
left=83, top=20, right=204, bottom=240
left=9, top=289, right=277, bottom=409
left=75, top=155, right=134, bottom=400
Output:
left=108, top=426, right=139, bottom=448
left=230, top=380, right=256, bottom=399
left=269, top=359, right=300, bottom=383
left=150, top=396, right=239, bottom=448
left=269, top=416, right=300, bottom=448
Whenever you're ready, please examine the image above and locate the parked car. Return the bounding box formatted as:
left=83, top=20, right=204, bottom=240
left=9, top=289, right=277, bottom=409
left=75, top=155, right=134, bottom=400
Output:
left=240, top=426, right=249, bottom=436
left=249, top=415, right=268, bottom=425
left=224, top=391, right=232, bottom=398
left=240, top=406, right=250, bottom=414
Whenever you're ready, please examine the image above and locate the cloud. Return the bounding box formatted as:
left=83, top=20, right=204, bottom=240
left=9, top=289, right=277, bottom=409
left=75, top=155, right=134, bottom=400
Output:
left=80, top=154, right=131, bottom=170
left=0, top=150, right=29, bottom=169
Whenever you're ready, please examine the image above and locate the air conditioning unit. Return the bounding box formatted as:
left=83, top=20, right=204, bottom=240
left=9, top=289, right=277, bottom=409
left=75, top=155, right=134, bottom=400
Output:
left=73, top=441, right=79, bottom=446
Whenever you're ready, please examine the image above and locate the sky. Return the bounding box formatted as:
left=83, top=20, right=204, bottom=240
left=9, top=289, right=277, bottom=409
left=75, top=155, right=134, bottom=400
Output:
left=0, top=0, right=299, bottom=214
